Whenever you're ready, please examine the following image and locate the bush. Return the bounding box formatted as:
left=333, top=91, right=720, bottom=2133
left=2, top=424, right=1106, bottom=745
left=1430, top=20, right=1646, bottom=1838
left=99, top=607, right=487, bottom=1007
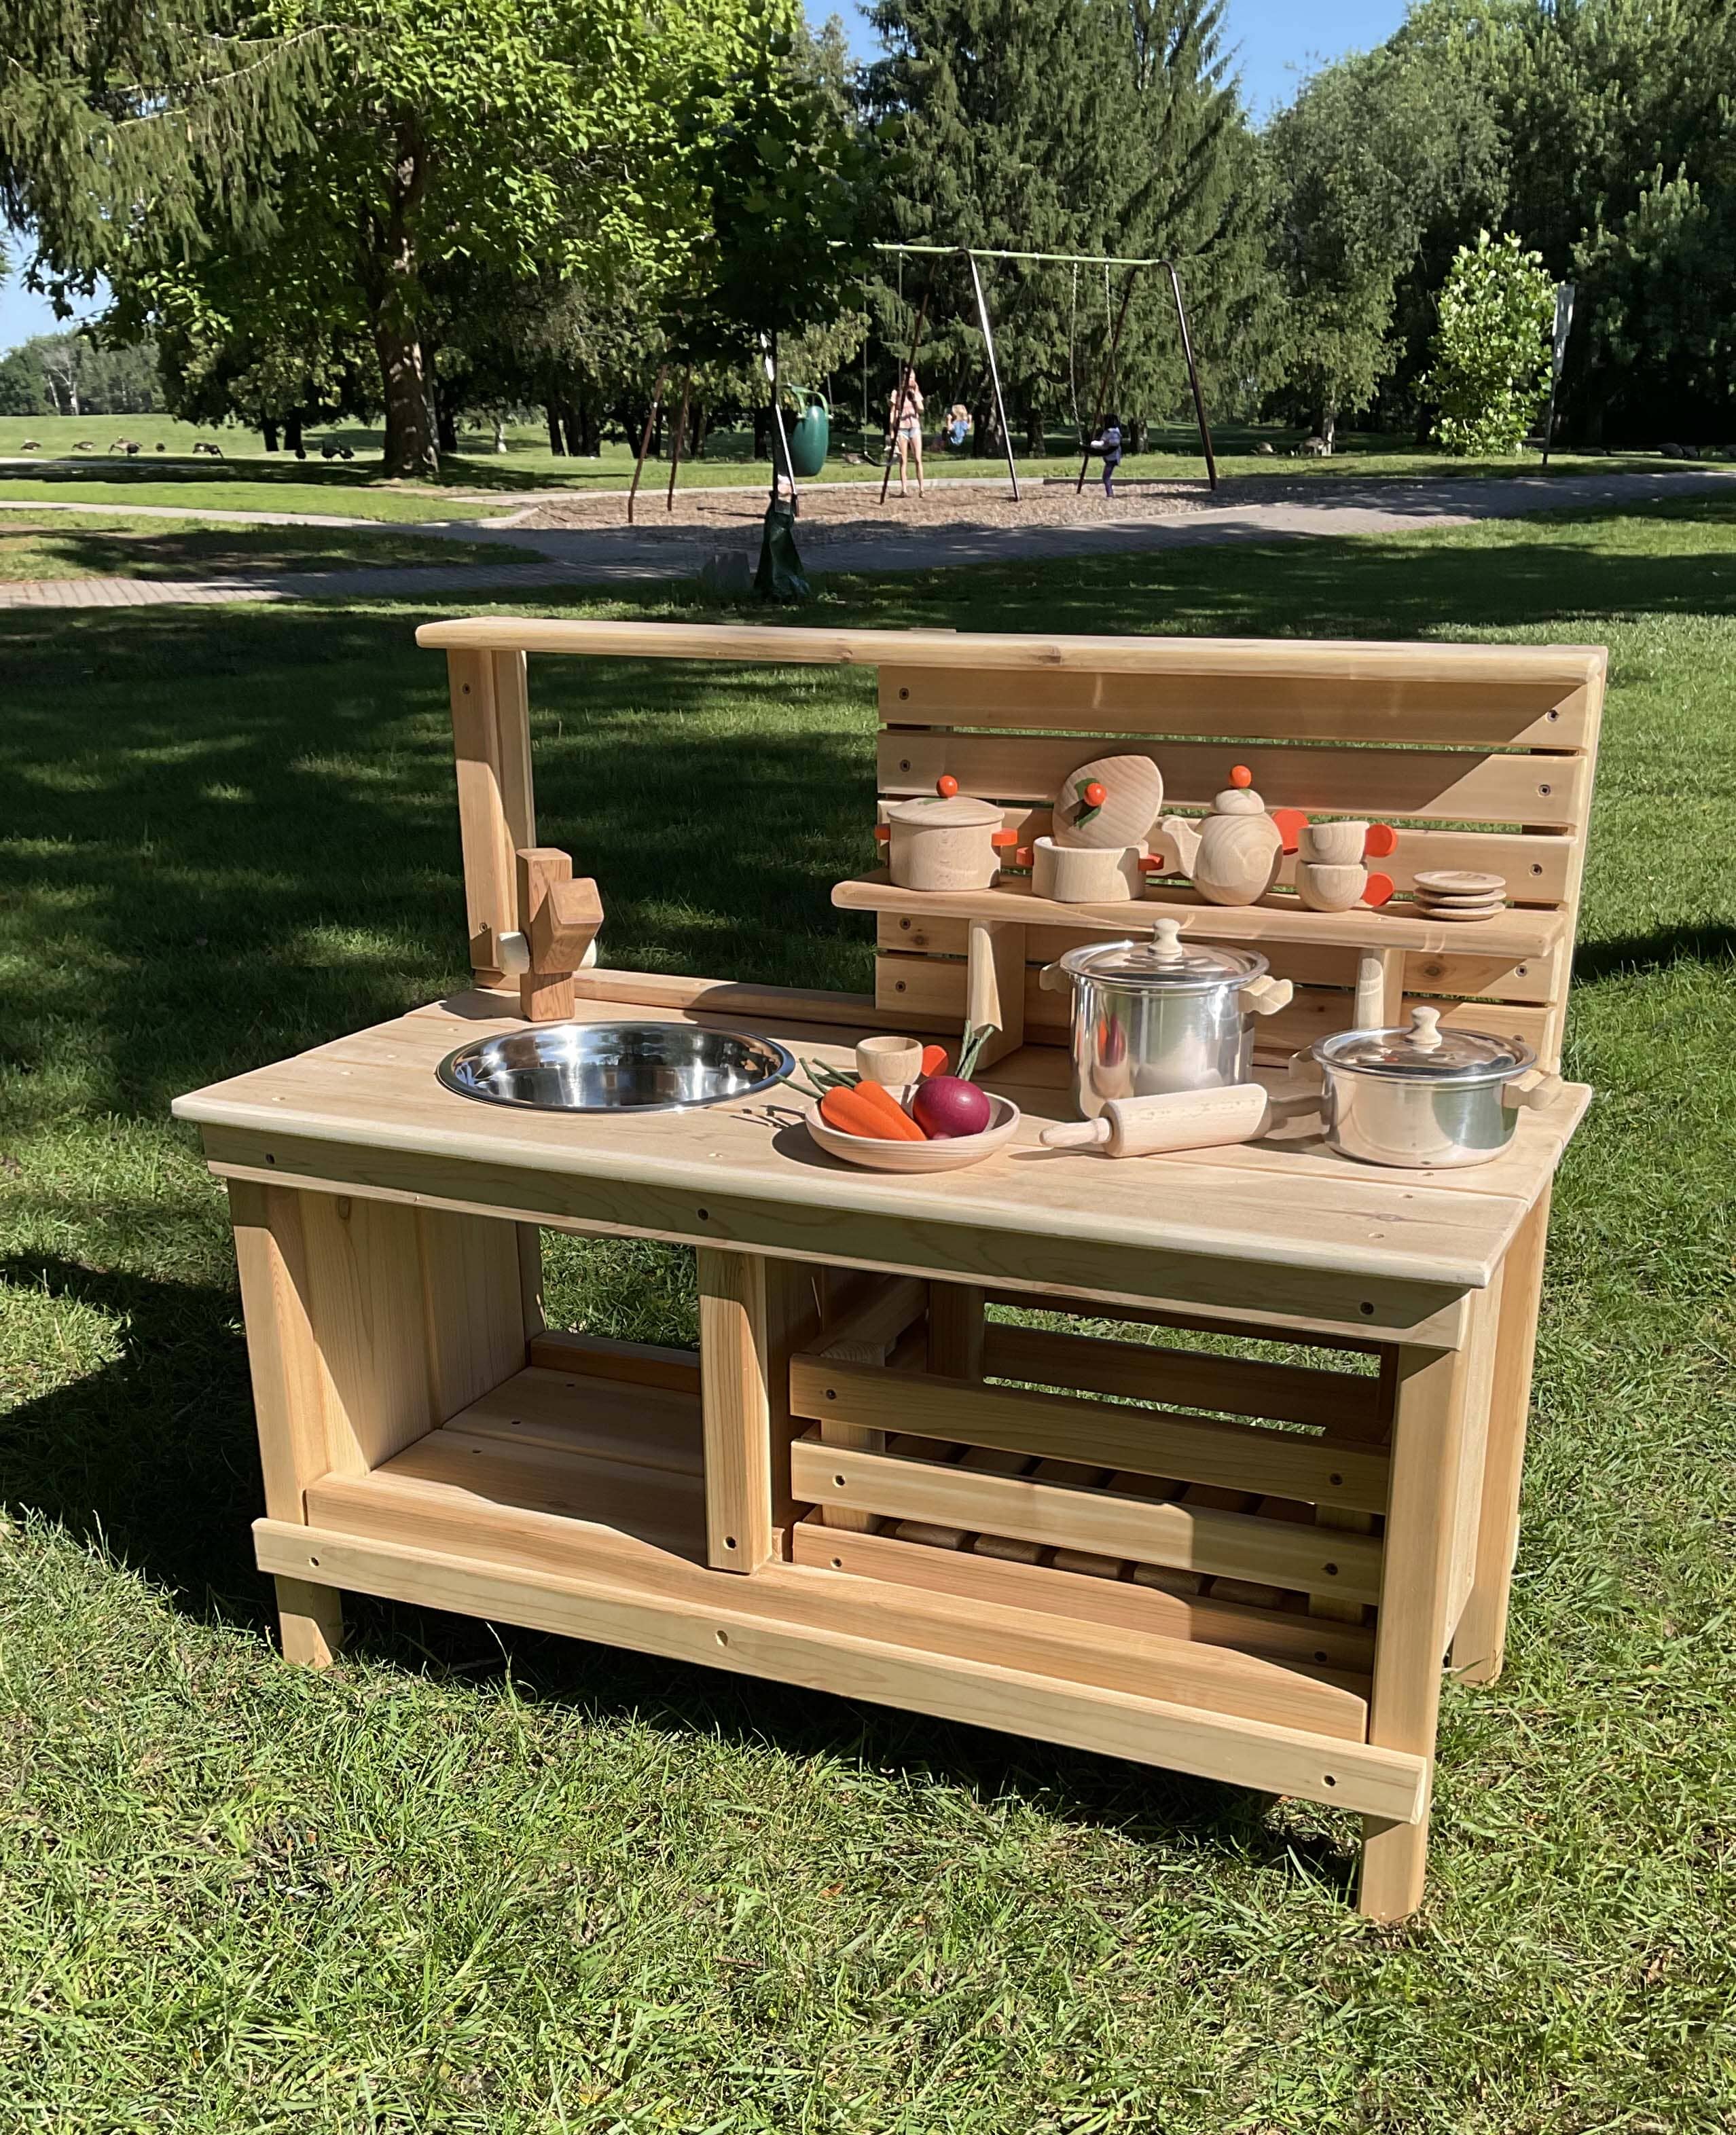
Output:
left=1427, top=230, right=1554, bottom=455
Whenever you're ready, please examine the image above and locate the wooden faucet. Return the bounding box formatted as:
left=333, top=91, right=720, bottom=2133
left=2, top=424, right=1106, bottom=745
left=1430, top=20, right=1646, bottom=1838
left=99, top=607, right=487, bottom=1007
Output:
left=505, top=846, right=603, bottom=1021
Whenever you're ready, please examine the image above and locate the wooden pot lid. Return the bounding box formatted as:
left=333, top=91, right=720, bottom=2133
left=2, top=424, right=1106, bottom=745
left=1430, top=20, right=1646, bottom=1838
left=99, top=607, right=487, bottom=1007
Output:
left=1051, top=752, right=1164, bottom=849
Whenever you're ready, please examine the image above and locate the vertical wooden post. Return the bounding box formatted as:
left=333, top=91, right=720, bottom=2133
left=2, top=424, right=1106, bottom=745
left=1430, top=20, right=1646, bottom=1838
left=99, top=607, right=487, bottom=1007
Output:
left=445, top=647, right=535, bottom=987
left=1452, top=1191, right=1552, bottom=1683
left=928, top=1282, right=987, bottom=1381
left=698, top=1248, right=817, bottom=1571
left=1354, top=947, right=1406, bottom=1031
left=1358, top=1292, right=1494, bottom=1920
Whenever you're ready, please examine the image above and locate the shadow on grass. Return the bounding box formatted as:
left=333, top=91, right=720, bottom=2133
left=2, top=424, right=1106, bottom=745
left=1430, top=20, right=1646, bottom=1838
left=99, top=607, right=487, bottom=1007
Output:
left=1573, top=923, right=1736, bottom=983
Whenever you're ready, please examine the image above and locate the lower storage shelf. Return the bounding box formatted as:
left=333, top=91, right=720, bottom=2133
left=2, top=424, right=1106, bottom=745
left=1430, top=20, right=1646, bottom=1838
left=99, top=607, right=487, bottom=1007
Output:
left=268, top=1352, right=1413, bottom=1819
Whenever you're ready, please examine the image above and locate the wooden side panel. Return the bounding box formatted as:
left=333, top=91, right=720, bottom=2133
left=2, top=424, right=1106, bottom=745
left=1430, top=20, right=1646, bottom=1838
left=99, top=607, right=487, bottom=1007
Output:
left=299, top=1192, right=436, bottom=1475
left=878, top=665, right=1597, bottom=750
left=879, top=731, right=1589, bottom=828
left=418, top=1209, right=528, bottom=1420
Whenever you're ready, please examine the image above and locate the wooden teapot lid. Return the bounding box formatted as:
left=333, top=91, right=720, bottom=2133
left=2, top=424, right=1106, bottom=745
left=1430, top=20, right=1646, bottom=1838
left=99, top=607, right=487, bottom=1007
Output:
left=1213, top=764, right=1267, bottom=816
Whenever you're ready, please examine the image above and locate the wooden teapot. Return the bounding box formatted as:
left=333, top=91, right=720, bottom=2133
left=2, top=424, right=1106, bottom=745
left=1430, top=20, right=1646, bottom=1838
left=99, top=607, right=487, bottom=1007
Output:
left=1150, top=766, right=1307, bottom=907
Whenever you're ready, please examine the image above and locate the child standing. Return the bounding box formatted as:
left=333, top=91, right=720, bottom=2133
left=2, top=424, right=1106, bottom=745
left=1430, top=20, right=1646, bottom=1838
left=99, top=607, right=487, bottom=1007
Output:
left=1089, top=413, right=1123, bottom=499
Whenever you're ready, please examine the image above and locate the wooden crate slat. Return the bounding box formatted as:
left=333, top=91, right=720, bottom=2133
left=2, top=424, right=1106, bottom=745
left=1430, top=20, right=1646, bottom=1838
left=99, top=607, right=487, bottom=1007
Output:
left=791, top=1432, right=1384, bottom=1601
left=793, top=1516, right=1377, bottom=1672
left=791, top=1356, right=1390, bottom=1514
left=980, top=1321, right=1382, bottom=1433
left=878, top=665, right=1595, bottom=750
left=878, top=731, right=1589, bottom=828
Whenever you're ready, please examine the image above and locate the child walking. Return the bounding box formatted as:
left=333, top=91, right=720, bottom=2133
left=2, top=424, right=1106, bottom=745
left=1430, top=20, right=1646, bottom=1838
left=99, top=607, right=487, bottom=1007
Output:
left=1089, top=413, right=1123, bottom=499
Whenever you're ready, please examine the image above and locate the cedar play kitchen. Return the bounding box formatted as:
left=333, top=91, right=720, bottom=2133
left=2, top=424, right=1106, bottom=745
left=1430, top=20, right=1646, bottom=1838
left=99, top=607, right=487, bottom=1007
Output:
left=173, top=621, right=1600, bottom=1922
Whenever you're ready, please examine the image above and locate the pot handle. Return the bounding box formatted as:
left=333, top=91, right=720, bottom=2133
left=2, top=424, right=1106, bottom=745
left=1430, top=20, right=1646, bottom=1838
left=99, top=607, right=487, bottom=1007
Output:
left=1242, top=976, right=1295, bottom=1017
left=1504, top=1067, right=1566, bottom=1113
left=1037, top=962, right=1072, bottom=995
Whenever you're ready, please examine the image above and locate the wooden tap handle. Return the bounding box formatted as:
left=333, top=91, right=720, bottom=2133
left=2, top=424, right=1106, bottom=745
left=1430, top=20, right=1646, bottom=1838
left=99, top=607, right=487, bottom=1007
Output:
left=516, top=846, right=604, bottom=1021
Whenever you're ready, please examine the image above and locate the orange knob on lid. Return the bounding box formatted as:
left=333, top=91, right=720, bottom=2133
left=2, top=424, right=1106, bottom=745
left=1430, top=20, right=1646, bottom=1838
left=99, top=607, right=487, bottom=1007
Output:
left=1229, top=765, right=1253, bottom=788
left=936, top=774, right=959, bottom=798
left=1083, top=780, right=1106, bottom=808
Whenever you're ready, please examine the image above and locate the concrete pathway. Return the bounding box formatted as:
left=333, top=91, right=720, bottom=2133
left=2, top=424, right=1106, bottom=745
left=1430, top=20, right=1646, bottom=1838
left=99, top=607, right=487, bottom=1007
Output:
left=3, top=466, right=1728, bottom=610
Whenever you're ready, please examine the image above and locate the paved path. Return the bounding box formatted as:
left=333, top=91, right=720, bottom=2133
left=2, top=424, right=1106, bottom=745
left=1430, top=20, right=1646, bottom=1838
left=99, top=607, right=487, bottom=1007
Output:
left=3, top=467, right=1728, bottom=610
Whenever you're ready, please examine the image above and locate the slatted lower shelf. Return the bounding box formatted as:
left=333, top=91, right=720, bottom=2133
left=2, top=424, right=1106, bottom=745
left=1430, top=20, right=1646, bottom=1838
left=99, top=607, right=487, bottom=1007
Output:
left=277, top=1356, right=1409, bottom=1812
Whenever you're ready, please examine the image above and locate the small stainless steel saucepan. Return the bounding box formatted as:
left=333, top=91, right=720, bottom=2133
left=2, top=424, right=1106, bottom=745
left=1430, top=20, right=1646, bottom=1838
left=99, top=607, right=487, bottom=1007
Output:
left=1305, top=1006, right=1563, bottom=1167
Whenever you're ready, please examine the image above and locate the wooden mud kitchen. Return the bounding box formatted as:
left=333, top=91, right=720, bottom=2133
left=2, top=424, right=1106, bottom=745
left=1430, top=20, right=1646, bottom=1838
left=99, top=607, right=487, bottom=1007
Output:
left=173, top=620, right=1602, bottom=1920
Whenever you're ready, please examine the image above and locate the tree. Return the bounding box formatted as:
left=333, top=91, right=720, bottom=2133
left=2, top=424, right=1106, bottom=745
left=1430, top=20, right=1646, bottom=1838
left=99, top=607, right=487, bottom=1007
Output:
left=1426, top=230, right=1553, bottom=453
left=865, top=0, right=1267, bottom=456
left=1264, top=37, right=1502, bottom=448
left=0, top=347, right=49, bottom=417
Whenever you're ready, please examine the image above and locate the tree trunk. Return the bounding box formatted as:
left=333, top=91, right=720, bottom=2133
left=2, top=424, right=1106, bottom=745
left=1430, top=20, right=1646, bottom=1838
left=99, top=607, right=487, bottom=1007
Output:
left=753, top=404, right=772, bottom=461
left=285, top=411, right=306, bottom=460
left=375, top=315, right=437, bottom=478
left=690, top=401, right=708, bottom=458
left=436, top=399, right=458, bottom=455
left=577, top=390, right=600, bottom=458
left=545, top=403, right=565, bottom=455
left=1313, top=408, right=1337, bottom=454
left=1128, top=418, right=1148, bottom=454
left=366, top=126, right=437, bottom=479
left=491, top=411, right=506, bottom=454
left=261, top=420, right=281, bottom=452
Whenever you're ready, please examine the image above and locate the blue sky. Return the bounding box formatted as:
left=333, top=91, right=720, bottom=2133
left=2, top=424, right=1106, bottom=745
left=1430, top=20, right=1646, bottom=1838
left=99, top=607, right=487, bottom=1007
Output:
left=1, top=0, right=1404, bottom=357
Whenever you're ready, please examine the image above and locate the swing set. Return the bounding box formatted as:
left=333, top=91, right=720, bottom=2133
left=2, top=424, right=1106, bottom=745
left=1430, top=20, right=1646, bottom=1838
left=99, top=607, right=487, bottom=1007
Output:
left=624, top=241, right=1218, bottom=518
left=869, top=241, right=1218, bottom=505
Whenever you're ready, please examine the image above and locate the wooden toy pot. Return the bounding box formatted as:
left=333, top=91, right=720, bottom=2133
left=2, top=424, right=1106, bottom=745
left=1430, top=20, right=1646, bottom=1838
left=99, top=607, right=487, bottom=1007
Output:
left=878, top=781, right=1017, bottom=892
left=1030, top=837, right=1143, bottom=904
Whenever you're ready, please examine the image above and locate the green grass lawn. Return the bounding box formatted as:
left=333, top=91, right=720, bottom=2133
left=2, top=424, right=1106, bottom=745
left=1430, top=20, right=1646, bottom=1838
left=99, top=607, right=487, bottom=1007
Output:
left=0, top=511, right=530, bottom=580
left=3, top=499, right=1733, bottom=2130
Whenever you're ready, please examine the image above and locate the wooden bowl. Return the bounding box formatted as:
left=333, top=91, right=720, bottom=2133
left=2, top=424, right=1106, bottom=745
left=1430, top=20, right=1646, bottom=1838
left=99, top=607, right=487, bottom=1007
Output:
left=803, top=1093, right=1021, bottom=1172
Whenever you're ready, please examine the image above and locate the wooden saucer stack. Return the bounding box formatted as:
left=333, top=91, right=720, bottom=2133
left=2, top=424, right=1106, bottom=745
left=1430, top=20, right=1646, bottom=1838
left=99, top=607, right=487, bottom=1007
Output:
left=1411, top=869, right=1507, bottom=923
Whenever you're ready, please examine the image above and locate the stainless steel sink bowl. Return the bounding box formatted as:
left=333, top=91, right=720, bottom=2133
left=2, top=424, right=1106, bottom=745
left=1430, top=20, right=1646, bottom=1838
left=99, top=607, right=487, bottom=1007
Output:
left=437, top=1021, right=794, bottom=1113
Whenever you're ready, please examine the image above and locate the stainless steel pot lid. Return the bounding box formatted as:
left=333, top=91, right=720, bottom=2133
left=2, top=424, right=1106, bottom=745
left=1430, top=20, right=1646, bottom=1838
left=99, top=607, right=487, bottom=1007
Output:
left=1314, top=1005, right=1534, bottom=1083
left=1057, top=916, right=1267, bottom=993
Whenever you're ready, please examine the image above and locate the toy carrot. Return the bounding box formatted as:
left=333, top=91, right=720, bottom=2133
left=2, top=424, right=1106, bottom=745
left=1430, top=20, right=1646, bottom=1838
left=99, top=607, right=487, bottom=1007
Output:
left=820, top=1084, right=925, bottom=1141
left=852, top=1079, right=926, bottom=1137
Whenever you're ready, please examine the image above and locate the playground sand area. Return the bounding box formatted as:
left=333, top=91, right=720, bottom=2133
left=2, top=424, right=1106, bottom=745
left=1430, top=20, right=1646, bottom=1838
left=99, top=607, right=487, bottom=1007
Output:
left=511, top=473, right=1219, bottom=549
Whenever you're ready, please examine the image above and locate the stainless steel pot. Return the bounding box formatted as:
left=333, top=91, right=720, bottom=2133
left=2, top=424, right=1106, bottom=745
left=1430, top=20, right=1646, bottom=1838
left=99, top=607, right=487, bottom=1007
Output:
left=1308, top=1006, right=1561, bottom=1167
left=1039, top=917, right=1295, bottom=1118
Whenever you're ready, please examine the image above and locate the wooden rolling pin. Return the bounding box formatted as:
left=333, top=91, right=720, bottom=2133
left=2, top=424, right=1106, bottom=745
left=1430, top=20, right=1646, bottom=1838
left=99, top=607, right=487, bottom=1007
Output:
left=1040, top=1082, right=1309, bottom=1157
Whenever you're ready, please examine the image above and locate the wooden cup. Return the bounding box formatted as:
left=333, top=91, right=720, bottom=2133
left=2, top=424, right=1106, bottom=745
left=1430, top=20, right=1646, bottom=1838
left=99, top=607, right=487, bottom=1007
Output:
left=1298, top=820, right=1369, bottom=864
left=855, top=1036, right=925, bottom=1084
left=1295, top=861, right=1369, bottom=911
